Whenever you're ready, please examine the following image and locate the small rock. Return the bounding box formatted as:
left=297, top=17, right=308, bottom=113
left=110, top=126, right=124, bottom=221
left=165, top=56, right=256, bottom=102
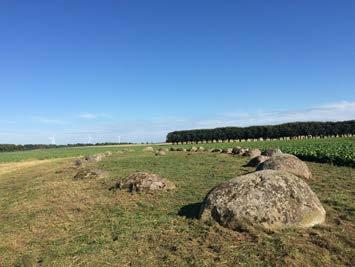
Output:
left=115, top=172, right=175, bottom=192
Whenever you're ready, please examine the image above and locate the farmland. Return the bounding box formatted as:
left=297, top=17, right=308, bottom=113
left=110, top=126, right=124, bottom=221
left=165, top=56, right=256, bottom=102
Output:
left=0, top=143, right=354, bottom=266
left=0, top=137, right=354, bottom=167
left=175, top=137, right=355, bottom=167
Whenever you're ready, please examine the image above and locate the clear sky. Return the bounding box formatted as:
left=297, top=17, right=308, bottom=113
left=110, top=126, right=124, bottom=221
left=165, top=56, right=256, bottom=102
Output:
left=0, top=0, right=354, bottom=144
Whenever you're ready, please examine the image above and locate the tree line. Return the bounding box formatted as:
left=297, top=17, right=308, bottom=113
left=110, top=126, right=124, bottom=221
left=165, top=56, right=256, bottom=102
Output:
left=166, top=120, right=355, bottom=143
left=0, top=142, right=133, bottom=153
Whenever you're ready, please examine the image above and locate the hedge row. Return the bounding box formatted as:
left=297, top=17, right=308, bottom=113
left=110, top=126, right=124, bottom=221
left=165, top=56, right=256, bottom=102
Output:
left=166, top=120, right=355, bottom=143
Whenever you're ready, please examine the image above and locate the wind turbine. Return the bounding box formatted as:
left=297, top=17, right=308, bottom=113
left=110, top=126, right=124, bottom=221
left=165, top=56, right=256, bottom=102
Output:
left=49, top=136, right=56, bottom=145
left=88, top=135, right=93, bottom=144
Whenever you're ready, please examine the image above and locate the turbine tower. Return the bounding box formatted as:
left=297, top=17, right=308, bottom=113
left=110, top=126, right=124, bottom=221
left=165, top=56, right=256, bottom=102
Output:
left=49, top=136, right=56, bottom=145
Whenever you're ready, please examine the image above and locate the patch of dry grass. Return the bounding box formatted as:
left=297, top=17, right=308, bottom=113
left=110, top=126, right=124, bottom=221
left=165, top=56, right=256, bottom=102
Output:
left=0, top=151, right=354, bottom=266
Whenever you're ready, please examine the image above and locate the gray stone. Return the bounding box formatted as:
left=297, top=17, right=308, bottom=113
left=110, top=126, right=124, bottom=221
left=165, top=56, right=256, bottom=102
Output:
left=256, top=154, right=312, bottom=179
left=199, top=170, right=325, bottom=231
left=245, top=155, right=269, bottom=167
left=115, top=172, right=176, bottom=192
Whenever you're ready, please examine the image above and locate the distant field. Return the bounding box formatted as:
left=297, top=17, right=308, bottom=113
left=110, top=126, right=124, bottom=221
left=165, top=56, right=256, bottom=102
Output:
left=0, top=145, right=145, bottom=163
left=0, top=137, right=354, bottom=167
left=0, top=149, right=354, bottom=266
left=176, top=137, right=355, bottom=167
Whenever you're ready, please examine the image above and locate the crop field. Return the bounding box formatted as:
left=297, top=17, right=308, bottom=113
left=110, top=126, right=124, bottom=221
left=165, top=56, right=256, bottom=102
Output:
left=176, top=137, right=355, bottom=167
left=0, top=141, right=354, bottom=266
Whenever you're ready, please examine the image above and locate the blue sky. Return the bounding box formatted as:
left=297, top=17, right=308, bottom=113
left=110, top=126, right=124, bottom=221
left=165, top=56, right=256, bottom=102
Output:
left=0, top=0, right=354, bottom=144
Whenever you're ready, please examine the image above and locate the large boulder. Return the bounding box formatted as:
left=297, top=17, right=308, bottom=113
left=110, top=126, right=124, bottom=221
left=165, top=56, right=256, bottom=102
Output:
left=263, top=148, right=283, bottom=157
left=245, top=155, right=269, bottom=167
left=256, top=154, right=312, bottom=179
left=197, top=147, right=205, bottom=151
left=244, top=148, right=261, bottom=158
left=143, top=147, right=154, bottom=152
left=115, top=172, right=175, bottom=192
left=199, top=170, right=325, bottom=231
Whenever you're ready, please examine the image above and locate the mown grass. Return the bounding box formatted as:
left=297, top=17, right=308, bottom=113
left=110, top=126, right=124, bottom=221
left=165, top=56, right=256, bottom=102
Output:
left=0, top=145, right=144, bottom=163
left=0, top=148, right=354, bottom=266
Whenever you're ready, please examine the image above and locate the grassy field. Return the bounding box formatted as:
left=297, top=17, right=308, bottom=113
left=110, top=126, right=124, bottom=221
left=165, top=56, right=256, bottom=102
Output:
left=175, top=137, right=355, bottom=167
left=0, top=137, right=353, bottom=166
left=0, top=145, right=144, bottom=163
left=0, top=147, right=354, bottom=266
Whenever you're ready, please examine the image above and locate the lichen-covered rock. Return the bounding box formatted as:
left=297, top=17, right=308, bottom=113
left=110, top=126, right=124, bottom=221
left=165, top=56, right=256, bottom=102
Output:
left=244, top=148, right=261, bottom=158
left=143, top=147, right=154, bottom=152
left=198, top=147, right=205, bottom=151
left=158, top=147, right=168, bottom=152
left=245, top=155, right=269, bottom=167
left=231, top=147, right=242, bottom=155
left=232, top=147, right=247, bottom=155
left=115, top=172, right=175, bottom=192
left=73, top=169, right=104, bottom=180
left=222, top=148, right=233, bottom=154
left=199, top=170, right=325, bottom=231
left=190, top=146, right=198, bottom=152
left=263, top=148, right=283, bottom=157
left=105, top=151, right=112, bottom=156
left=256, top=154, right=312, bottom=179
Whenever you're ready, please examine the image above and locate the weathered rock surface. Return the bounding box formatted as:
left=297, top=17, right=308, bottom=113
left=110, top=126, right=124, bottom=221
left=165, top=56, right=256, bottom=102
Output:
left=190, top=146, right=198, bottom=152
left=115, top=172, right=176, bottom=192
left=198, top=147, right=205, bottom=151
left=256, top=154, right=312, bottom=179
left=263, top=148, right=283, bottom=157
left=211, top=148, right=223, bottom=153
left=199, top=170, right=325, bottom=231
left=245, top=155, right=269, bottom=167
left=222, top=148, right=233, bottom=154
left=244, top=148, right=261, bottom=158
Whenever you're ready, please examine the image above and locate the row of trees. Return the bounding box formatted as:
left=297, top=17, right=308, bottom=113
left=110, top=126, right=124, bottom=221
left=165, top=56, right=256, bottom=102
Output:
left=0, top=142, right=133, bottom=153
left=166, top=120, right=355, bottom=143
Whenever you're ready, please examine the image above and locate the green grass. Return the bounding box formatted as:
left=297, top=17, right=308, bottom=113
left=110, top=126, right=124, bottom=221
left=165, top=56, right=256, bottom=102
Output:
left=0, top=150, right=354, bottom=266
left=0, top=145, right=144, bottom=163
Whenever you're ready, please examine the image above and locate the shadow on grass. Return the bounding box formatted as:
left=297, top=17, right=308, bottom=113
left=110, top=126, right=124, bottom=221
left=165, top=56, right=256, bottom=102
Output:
left=178, top=202, right=202, bottom=219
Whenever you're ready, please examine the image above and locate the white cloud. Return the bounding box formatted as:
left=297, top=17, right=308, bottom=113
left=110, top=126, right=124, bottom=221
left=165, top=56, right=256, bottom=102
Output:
left=79, top=112, right=112, bottom=120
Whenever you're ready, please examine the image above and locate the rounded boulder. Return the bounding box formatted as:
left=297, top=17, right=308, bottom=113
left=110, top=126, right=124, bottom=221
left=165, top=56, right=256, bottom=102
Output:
left=199, top=170, right=325, bottom=231
left=256, top=154, right=312, bottom=179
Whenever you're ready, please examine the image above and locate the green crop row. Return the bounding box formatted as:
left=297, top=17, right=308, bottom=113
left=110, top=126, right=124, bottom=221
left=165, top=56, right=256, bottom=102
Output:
left=175, top=137, right=355, bottom=167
